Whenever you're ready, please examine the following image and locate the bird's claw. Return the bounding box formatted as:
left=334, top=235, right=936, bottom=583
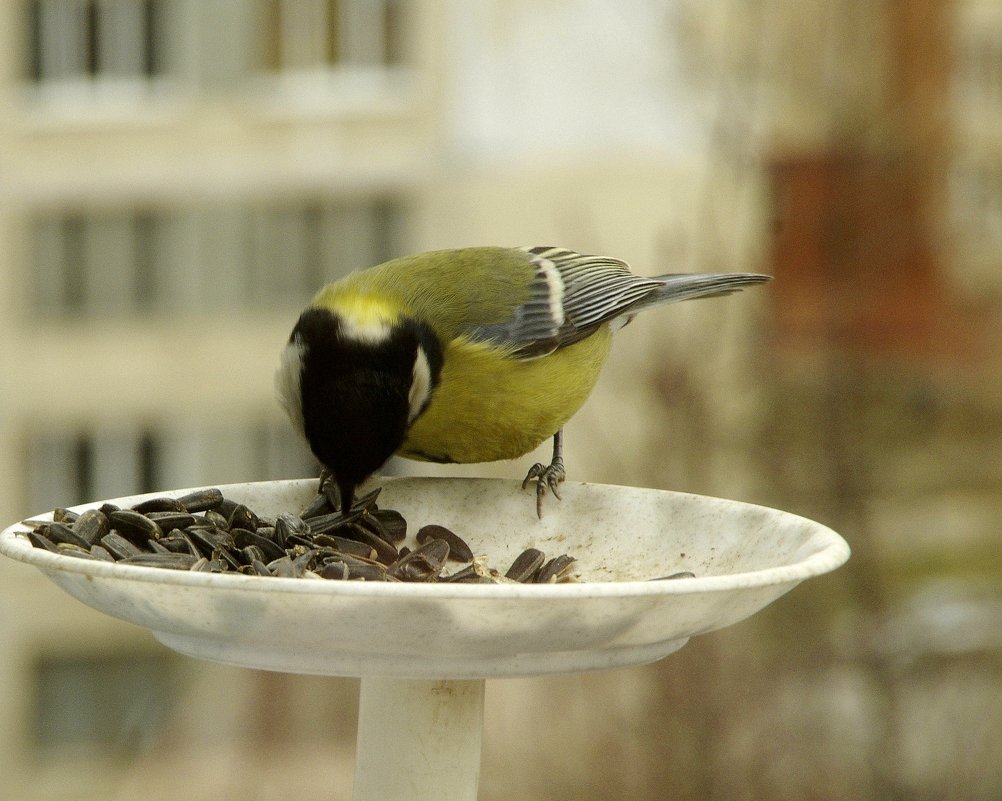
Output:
left=522, top=457, right=565, bottom=518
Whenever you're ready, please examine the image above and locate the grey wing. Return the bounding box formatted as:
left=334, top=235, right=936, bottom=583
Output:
left=545, top=247, right=772, bottom=331
left=467, top=246, right=770, bottom=358
left=466, top=246, right=662, bottom=358
left=528, top=246, right=665, bottom=330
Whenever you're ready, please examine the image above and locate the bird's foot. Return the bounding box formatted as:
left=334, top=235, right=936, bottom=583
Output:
left=521, top=456, right=565, bottom=518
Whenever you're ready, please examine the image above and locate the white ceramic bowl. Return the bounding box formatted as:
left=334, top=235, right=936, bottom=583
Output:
left=0, top=478, right=849, bottom=678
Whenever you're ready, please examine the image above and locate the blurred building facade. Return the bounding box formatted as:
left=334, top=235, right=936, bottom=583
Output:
left=0, top=2, right=1000, bottom=801
left=0, top=3, right=422, bottom=798
left=0, top=3, right=747, bottom=799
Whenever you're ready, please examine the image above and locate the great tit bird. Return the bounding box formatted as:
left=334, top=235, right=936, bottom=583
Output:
left=276, top=246, right=769, bottom=516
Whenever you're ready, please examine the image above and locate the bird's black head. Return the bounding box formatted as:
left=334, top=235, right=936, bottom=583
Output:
left=275, top=305, right=442, bottom=512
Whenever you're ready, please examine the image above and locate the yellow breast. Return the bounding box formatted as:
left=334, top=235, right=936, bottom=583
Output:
left=399, top=327, right=613, bottom=463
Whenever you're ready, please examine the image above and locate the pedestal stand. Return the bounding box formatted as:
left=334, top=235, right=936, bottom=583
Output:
left=354, top=678, right=485, bottom=801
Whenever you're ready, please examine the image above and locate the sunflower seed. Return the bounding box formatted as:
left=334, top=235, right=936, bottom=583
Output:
left=346, top=562, right=392, bottom=581
left=89, top=545, right=115, bottom=562
left=322, top=551, right=384, bottom=571
left=240, top=545, right=267, bottom=565
left=505, top=548, right=546, bottom=582
left=268, top=556, right=296, bottom=578
left=176, top=487, right=224, bottom=513
left=232, top=528, right=285, bottom=562
left=316, top=560, right=346, bottom=580
left=255, top=525, right=277, bottom=541
left=100, top=532, right=143, bottom=560
left=159, top=530, right=193, bottom=554
left=300, top=492, right=333, bottom=519
left=46, top=522, right=92, bottom=550
left=72, top=509, right=110, bottom=545
left=53, top=508, right=80, bottom=524
left=274, top=513, right=308, bottom=546
left=441, top=564, right=489, bottom=583
left=146, top=511, right=197, bottom=531
left=186, top=526, right=234, bottom=558
left=352, top=487, right=382, bottom=510
left=28, top=531, right=59, bottom=552
left=325, top=535, right=376, bottom=560
left=249, top=559, right=272, bottom=576
left=292, top=549, right=316, bottom=575
left=304, top=508, right=362, bottom=535
left=120, top=553, right=199, bottom=570
left=535, top=554, right=577, bottom=584
left=202, top=509, right=229, bottom=529
left=132, top=497, right=186, bottom=514
left=340, top=524, right=399, bottom=566
left=416, top=524, right=474, bottom=563
left=356, top=513, right=392, bottom=542
left=108, top=510, right=162, bottom=544
left=369, top=508, right=407, bottom=542
left=226, top=504, right=259, bottom=533
left=388, top=539, right=449, bottom=582
left=57, top=544, right=97, bottom=559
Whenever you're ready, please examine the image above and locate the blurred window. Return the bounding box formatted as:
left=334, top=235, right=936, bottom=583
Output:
left=28, top=198, right=406, bottom=317
left=26, top=0, right=165, bottom=84
left=29, top=210, right=158, bottom=317
left=33, top=650, right=177, bottom=756
left=261, top=0, right=405, bottom=71
left=25, top=427, right=159, bottom=513
left=24, top=420, right=316, bottom=514
left=947, top=12, right=1002, bottom=286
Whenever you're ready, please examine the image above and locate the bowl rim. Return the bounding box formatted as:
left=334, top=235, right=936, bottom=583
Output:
left=0, top=477, right=850, bottom=600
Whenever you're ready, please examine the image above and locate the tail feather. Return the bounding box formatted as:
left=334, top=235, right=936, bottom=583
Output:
left=638, top=272, right=772, bottom=309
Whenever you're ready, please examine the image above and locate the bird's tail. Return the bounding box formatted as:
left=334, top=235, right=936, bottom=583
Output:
left=636, top=272, right=771, bottom=312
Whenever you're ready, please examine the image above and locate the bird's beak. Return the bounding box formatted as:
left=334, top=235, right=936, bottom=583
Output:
left=336, top=478, right=357, bottom=514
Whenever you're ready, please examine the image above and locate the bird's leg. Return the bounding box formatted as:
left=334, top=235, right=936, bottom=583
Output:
left=522, top=430, right=566, bottom=518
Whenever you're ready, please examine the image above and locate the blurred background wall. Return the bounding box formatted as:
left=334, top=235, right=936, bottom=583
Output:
left=1, top=1, right=1000, bottom=799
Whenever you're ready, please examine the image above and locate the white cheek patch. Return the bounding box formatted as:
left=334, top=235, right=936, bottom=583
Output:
left=274, top=338, right=307, bottom=436
left=408, top=345, right=434, bottom=424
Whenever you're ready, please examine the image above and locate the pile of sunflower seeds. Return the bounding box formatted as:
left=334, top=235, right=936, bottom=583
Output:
left=21, top=484, right=579, bottom=584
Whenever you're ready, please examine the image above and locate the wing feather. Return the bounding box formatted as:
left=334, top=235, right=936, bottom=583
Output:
left=467, top=246, right=769, bottom=359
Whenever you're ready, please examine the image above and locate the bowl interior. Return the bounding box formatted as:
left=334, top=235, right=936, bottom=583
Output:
left=3, top=476, right=845, bottom=586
